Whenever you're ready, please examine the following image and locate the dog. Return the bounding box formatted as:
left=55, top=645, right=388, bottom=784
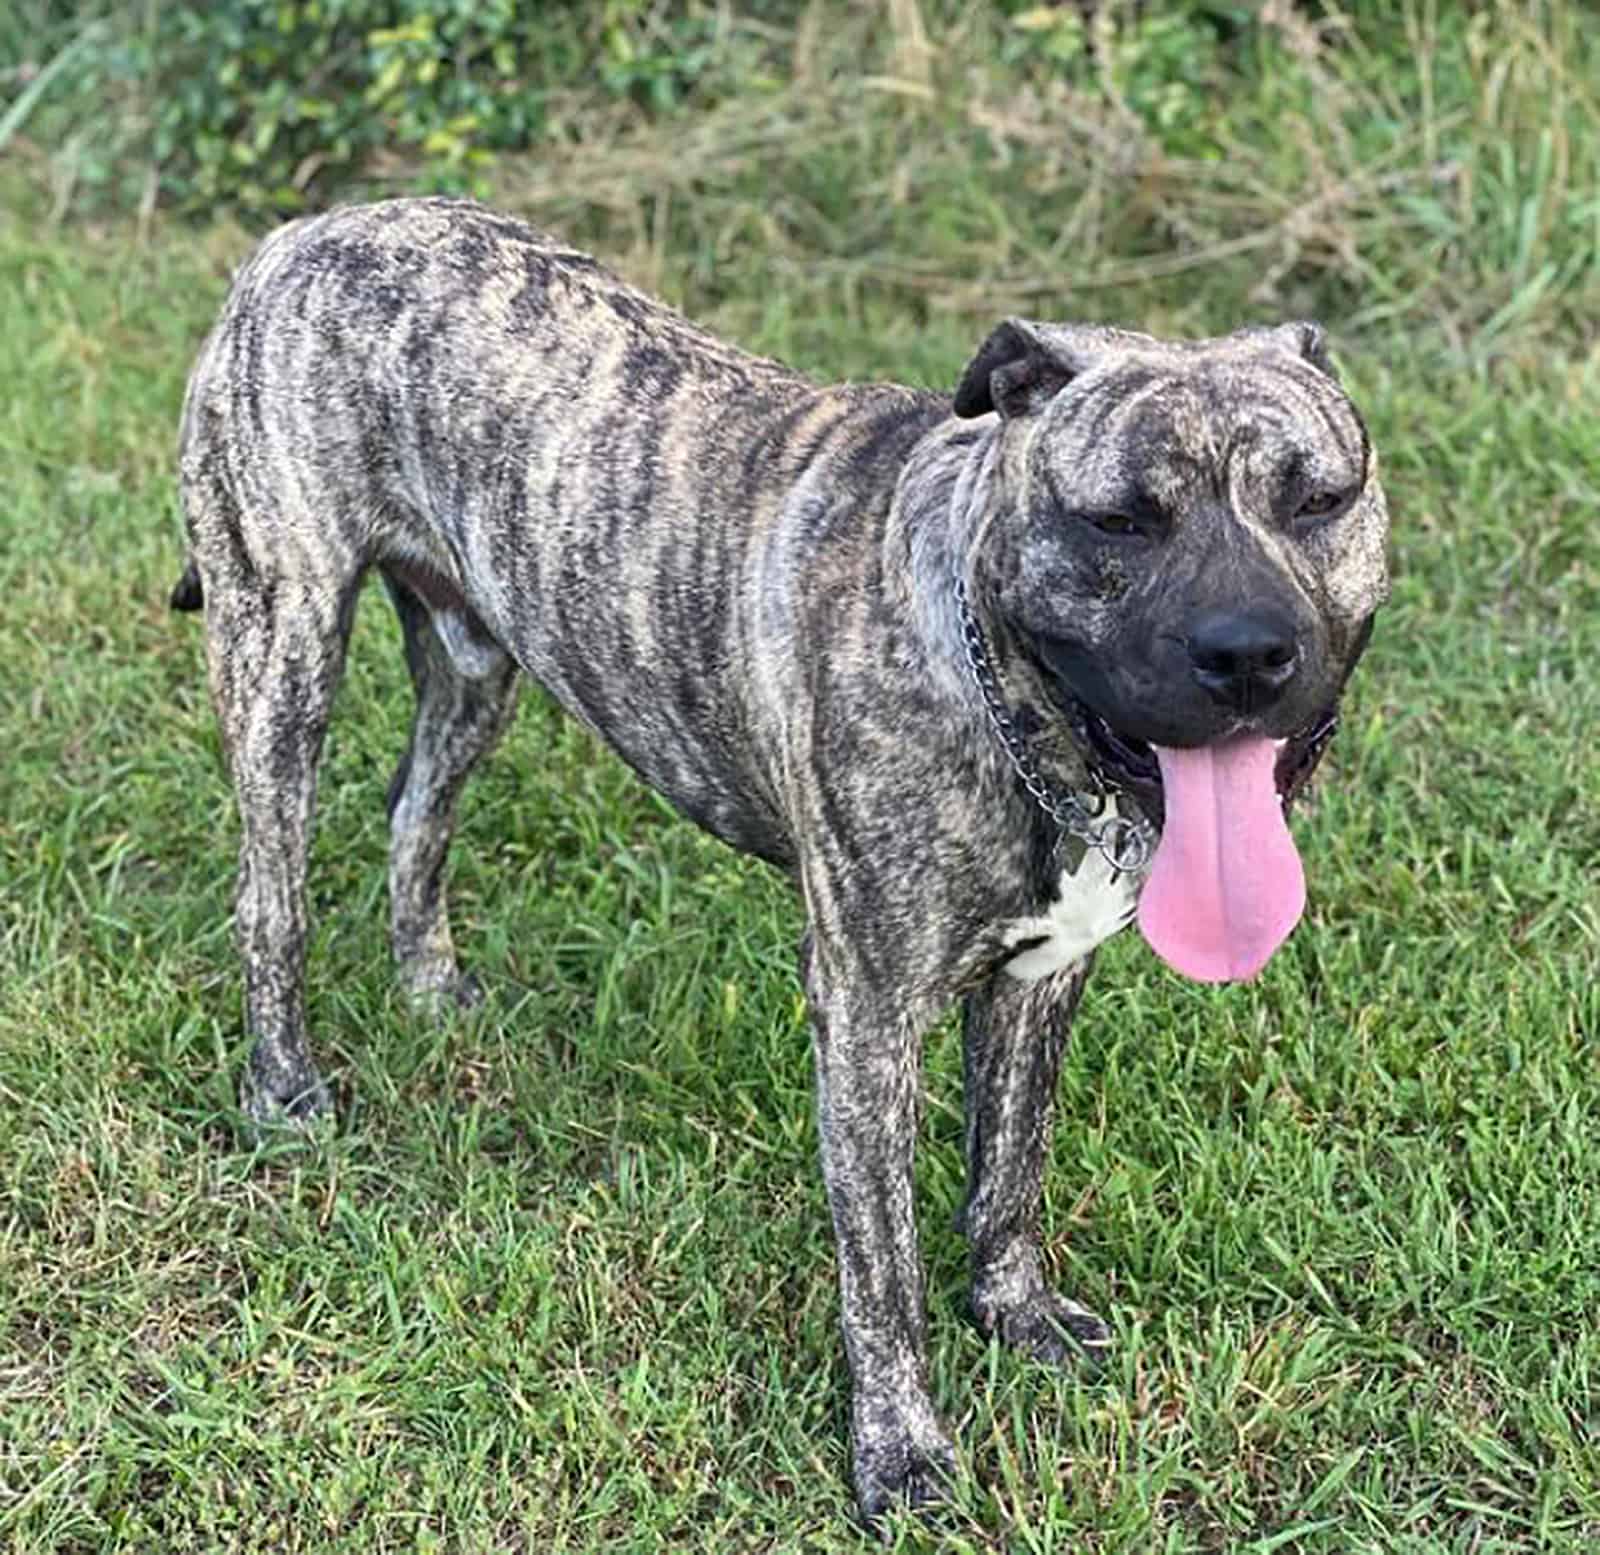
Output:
left=173, top=197, right=1390, bottom=1519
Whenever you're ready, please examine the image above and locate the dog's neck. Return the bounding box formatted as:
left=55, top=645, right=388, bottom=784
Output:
left=887, top=415, right=1098, bottom=804
left=886, top=417, right=998, bottom=706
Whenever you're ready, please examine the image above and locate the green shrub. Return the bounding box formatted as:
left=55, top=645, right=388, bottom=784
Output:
left=2, top=1, right=1315, bottom=219
left=4, top=0, right=753, bottom=215
left=998, top=1, right=1235, bottom=156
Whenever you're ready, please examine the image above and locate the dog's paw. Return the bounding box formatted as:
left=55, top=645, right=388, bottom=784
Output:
left=239, top=1056, right=333, bottom=1136
left=852, top=1394, right=959, bottom=1526
left=399, top=963, right=485, bottom=1017
left=974, top=1284, right=1113, bottom=1372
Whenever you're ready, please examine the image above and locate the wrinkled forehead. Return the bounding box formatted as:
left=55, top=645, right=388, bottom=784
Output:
left=1048, top=351, right=1368, bottom=499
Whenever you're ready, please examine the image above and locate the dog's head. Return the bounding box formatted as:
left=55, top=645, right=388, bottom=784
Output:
left=954, top=317, right=1388, bottom=819
left=953, top=318, right=1390, bottom=981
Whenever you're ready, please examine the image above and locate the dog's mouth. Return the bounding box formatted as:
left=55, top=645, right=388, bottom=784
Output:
left=1066, top=698, right=1340, bottom=831
left=991, top=615, right=1360, bottom=983
left=1061, top=696, right=1341, bottom=984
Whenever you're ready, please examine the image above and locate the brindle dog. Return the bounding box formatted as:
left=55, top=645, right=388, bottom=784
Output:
left=173, top=198, right=1389, bottom=1519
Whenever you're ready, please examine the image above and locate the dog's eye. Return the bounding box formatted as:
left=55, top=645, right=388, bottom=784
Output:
left=1296, top=489, right=1349, bottom=521
left=1089, top=512, right=1140, bottom=537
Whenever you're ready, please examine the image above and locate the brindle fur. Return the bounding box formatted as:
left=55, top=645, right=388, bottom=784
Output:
left=175, top=198, right=1389, bottom=1520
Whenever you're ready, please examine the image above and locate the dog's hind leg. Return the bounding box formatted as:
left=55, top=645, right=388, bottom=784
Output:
left=958, top=961, right=1112, bottom=1367
left=190, top=496, right=361, bottom=1127
left=382, top=570, right=520, bottom=1009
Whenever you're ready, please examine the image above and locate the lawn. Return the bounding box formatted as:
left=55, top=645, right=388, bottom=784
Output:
left=1, top=3, right=1598, bottom=1550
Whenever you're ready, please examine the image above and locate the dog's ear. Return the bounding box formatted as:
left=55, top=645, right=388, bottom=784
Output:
left=1267, top=320, right=1339, bottom=382
left=953, top=319, right=1103, bottom=420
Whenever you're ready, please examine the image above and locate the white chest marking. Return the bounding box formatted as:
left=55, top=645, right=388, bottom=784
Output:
left=999, top=833, right=1142, bottom=982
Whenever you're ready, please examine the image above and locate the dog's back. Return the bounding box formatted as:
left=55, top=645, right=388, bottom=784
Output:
left=176, top=198, right=947, bottom=861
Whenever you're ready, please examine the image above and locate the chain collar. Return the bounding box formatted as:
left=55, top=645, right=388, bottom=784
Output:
left=954, top=577, right=1156, bottom=876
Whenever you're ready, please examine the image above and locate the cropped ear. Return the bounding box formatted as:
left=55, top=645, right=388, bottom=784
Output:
left=1265, top=320, right=1339, bottom=381
left=952, top=319, right=1105, bottom=420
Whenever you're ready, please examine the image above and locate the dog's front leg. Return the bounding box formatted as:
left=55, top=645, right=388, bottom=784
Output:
left=959, top=962, right=1112, bottom=1367
left=800, top=932, right=957, bottom=1521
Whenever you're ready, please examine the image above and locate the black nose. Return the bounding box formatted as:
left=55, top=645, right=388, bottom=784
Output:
left=1187, top=609, right=1300, bottom=711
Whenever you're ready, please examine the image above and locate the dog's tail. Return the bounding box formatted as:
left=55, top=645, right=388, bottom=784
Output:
left=169, top=558, right=203, bottom=612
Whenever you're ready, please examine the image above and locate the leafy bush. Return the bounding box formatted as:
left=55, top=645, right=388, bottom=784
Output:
left=0, top=1, right=1315, bottom=218
left=4, top=0, right=750, bottom=215
left=1000, top=3, right=1254, bottom=158
left=10, top=0, right=1525, bottom=240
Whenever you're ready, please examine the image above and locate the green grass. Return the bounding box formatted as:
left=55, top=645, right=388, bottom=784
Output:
left=2, top=3, right=1599, bottom=1549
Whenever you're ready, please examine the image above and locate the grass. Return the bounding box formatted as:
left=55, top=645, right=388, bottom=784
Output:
left=1, top=2, right=1599, bottom=1549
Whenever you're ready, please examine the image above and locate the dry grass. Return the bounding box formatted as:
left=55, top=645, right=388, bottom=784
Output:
left=425, top=1, right=1600, bottom=361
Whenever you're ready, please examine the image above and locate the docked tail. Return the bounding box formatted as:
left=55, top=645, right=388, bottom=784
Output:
left=169, top=558, right=203, bottom=612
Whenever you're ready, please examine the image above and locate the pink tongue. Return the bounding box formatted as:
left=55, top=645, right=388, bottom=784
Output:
left=1136, top=736, right=1305, bottom=983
